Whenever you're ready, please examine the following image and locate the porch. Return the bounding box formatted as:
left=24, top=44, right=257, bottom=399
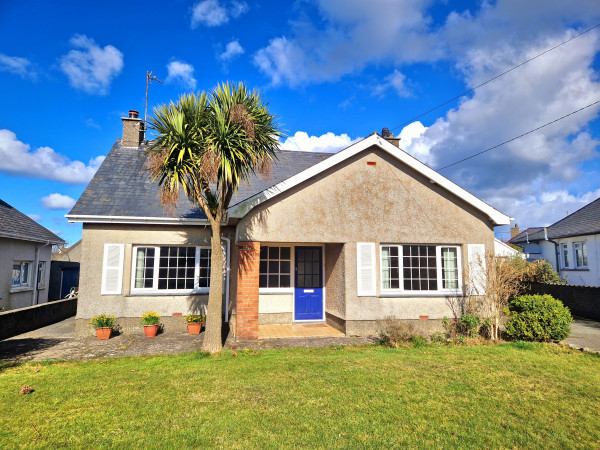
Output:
left=258, top=323, right=344, bottom=339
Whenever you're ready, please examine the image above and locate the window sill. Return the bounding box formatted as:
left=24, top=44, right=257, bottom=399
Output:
left=126, top=291, right=209, bottom=297
left=561, top=268, right=589, bottom=272
left=10, top=287, right=33, bottom=293
left=379, top=291, right=464, bottom=298
left=259, top=288, right=293, bottom=295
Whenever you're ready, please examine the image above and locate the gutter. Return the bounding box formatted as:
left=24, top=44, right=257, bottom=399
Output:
left=66, top=214, right=211, bottom=225
left=32, top=240, right=51, bottom=306
left=544, top=227, right=561, bottom=272
left=221, top=237, right=231, bottom=323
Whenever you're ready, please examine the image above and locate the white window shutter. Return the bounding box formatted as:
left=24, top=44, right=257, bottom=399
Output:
left=467, top=244, right=486, bottom=295
left=102, top=244, right=124, bottom=295
left=357, top=242, right=376, bottom=296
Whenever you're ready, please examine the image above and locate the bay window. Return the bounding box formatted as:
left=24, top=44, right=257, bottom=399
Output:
left=381, top=245, right=461, bottom=293
left=131, top=246, right=211, bottom=293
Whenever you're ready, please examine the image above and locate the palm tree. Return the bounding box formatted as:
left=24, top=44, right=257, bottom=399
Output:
left=147, top=82, right=282, bottom=352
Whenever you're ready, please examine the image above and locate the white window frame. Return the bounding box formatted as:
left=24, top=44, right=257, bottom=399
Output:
left=380, top=244, right=462, bottom=296
left=259, top=245, right=293, bottom=294
left=37, top=261, right=47, bottom=288
left=561, top=243, right=569, bottom=269
left=130, top=245, right=211, bottom=295
left=574, top=241, right=588, bottom=268
left=11, top=261, right=33, bottom=291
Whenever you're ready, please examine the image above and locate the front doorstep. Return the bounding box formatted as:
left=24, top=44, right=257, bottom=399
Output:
left=257, top=323, right=344, bottom=339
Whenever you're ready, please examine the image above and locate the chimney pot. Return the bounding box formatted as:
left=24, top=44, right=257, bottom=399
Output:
left=129, top=110, right=139, bottom=119
left=381, top=127, right=400, bottom=148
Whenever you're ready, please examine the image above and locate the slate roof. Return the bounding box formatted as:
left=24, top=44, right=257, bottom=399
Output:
left=509, top=227, right=546, bottom=244
left=509, top=196, right=600, bottom=243
left=0, top=199, right=64, bottom=244
left=68, top=140, right=334, bottom=219
left=546, top=196, right=600, bottom=239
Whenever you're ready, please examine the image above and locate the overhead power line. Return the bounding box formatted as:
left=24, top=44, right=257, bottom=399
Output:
left=389, top=22, right=600, bottom=133
left=437, top=99, right=600, bottom=171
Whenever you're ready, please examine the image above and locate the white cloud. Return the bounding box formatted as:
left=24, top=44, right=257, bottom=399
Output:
left=85, top=118, right=101, bottom=129
left=191, top=0, right=248, bottom=28
left=166, top=61, right=197, bottom=89
left=0, top=53, right=36, bottom=79
left=219, top=40, right=245, bottom=61
left=27, top=214, right=43, bottom=222
left=0, top=129, right=104, bottom=184
left=60, top=34, right=123, bottom=95
left=254, top=0, right=438, bottom=86
left=373, top=70, right=412, bottom=98
left=42, top=193, right=76, bottom=210
left=281, top=131, right=360, bottom=153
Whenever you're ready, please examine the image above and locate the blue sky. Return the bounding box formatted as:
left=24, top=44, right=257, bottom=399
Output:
left=1, top=0, right=599, bottom=245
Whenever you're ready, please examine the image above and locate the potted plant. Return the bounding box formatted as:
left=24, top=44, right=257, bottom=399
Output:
left=140, top=311, right=161, bottom=337
left=184, top=314, right=206, bottom=335
left=89, top=314, right=117, bottom=340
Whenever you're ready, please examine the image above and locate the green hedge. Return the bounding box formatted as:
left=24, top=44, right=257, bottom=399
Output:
left=505, top=294, right=573, bottom=342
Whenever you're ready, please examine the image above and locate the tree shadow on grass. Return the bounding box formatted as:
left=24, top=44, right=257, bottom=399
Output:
left=0, top=338, right=66, bottom=363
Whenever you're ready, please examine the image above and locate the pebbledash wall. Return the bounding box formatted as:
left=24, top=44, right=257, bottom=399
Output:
left=75, top=224, right=235, bottom=336
left=0, top=238, right=52, bottom=311
left=77, top=146, right=497, bottom=337
left=233, top=147, right=496, bottom=336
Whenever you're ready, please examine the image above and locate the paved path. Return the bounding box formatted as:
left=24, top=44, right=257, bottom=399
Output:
left=562, top=318, right=600, bottom=353
left=0, top=318, right=373, bottom=363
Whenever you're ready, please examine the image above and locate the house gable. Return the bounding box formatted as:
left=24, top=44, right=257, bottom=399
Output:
left=229, top=134, right=510, bottom=226
left=236, top=146, right=497, bottom=245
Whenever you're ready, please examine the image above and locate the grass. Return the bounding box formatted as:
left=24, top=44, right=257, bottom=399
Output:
left=1, top=343, right=599, bottom=448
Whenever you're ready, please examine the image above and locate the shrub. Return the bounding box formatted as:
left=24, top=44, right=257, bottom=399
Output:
left=379, top=319, right=419, bottom=348
left=89, top=314, right=116, bottom=328
left=184, top=314, right=205, bottom=323
left=458, top=313, right=481, bottom=337
left=140, top=311, right=161, bottom=326
left=504, top=294, right=573, bottom=341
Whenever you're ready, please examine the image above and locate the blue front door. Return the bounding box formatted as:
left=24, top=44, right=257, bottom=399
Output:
left=294, top=246, right=323, bottom=321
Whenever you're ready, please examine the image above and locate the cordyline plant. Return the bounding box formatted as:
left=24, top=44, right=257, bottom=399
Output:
left=466, top=251, right=524, bottom=340
left=146, top=82, right=282, bottom=353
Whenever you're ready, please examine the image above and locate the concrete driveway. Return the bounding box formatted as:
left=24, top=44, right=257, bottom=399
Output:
left=562, top=318, right=600, bottom=353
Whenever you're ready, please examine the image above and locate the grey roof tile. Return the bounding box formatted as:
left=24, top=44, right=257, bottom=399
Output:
left=69, top=140, right=334, bottom=219
left=0, top=199, right=64, bottom=244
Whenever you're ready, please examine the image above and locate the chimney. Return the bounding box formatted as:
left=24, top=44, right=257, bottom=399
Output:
left=510, top=224, right=520, bottom=239
left=381, top=127, right=400, bottom=148
left=121, top=110, right=145, bottom=147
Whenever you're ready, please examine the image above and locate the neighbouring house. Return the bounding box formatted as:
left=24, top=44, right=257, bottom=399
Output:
left=494, top=238, right=520, bottom=258
left=509, top=197, right=600, bottom=286
left=49, top=240, right=81, bottom=300
left=67, top=112, right=510, bottom=338
left=0, top=199, right=65, bottom=310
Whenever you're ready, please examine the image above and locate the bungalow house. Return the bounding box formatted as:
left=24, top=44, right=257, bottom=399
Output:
left=509, top=197, right=600, bottom=287
left=67, top=113, right=511, bottom=338
left=0, top=199, right=65, bottom=310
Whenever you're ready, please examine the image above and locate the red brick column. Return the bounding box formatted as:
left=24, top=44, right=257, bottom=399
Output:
left=235, top=241, right=260, bottom=340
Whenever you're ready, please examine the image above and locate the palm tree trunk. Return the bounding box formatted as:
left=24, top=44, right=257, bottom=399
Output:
left=202, top=222, right=224, bottom=353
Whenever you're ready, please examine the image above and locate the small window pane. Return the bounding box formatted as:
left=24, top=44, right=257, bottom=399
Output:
left=268, top=246, right=279, bottom=259
left=280, top=247, right=291, bottom=260
left=280, top=275, right=290, bottom=287
left=280, top=261, right=290, bottom=274
left=268, top=275, right=279, bottom=287
left=12, top=264, right=21, bottom=286
left=259, top=275, right=268, bottom=288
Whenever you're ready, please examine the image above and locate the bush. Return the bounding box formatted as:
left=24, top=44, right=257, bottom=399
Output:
left=379, top=319, right=420, bottom=348
left=504, top=294, right=573, bottom=342
left=458, top=313, right=481, bottom=337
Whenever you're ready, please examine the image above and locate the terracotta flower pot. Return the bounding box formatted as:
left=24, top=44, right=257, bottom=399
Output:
left=95, top=327, right=112, bottom=340
left=144, top=324, right=160, bottom=337
left=187, top=322, right=202, bottom=335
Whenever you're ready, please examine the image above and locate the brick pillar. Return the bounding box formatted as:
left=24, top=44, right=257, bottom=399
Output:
left=235, top=241, right=260, bottom=340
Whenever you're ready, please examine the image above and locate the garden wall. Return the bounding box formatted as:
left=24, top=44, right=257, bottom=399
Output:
left=530, top=283, right=600, bottom=320
left=0, top=298, right=77, bottom=340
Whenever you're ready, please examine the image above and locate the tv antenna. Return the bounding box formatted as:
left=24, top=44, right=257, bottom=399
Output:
left=144, top=70, right=163, bottom=125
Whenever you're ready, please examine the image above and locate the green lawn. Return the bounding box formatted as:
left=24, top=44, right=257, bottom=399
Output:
left=1, top=343, right=599, bottom=448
